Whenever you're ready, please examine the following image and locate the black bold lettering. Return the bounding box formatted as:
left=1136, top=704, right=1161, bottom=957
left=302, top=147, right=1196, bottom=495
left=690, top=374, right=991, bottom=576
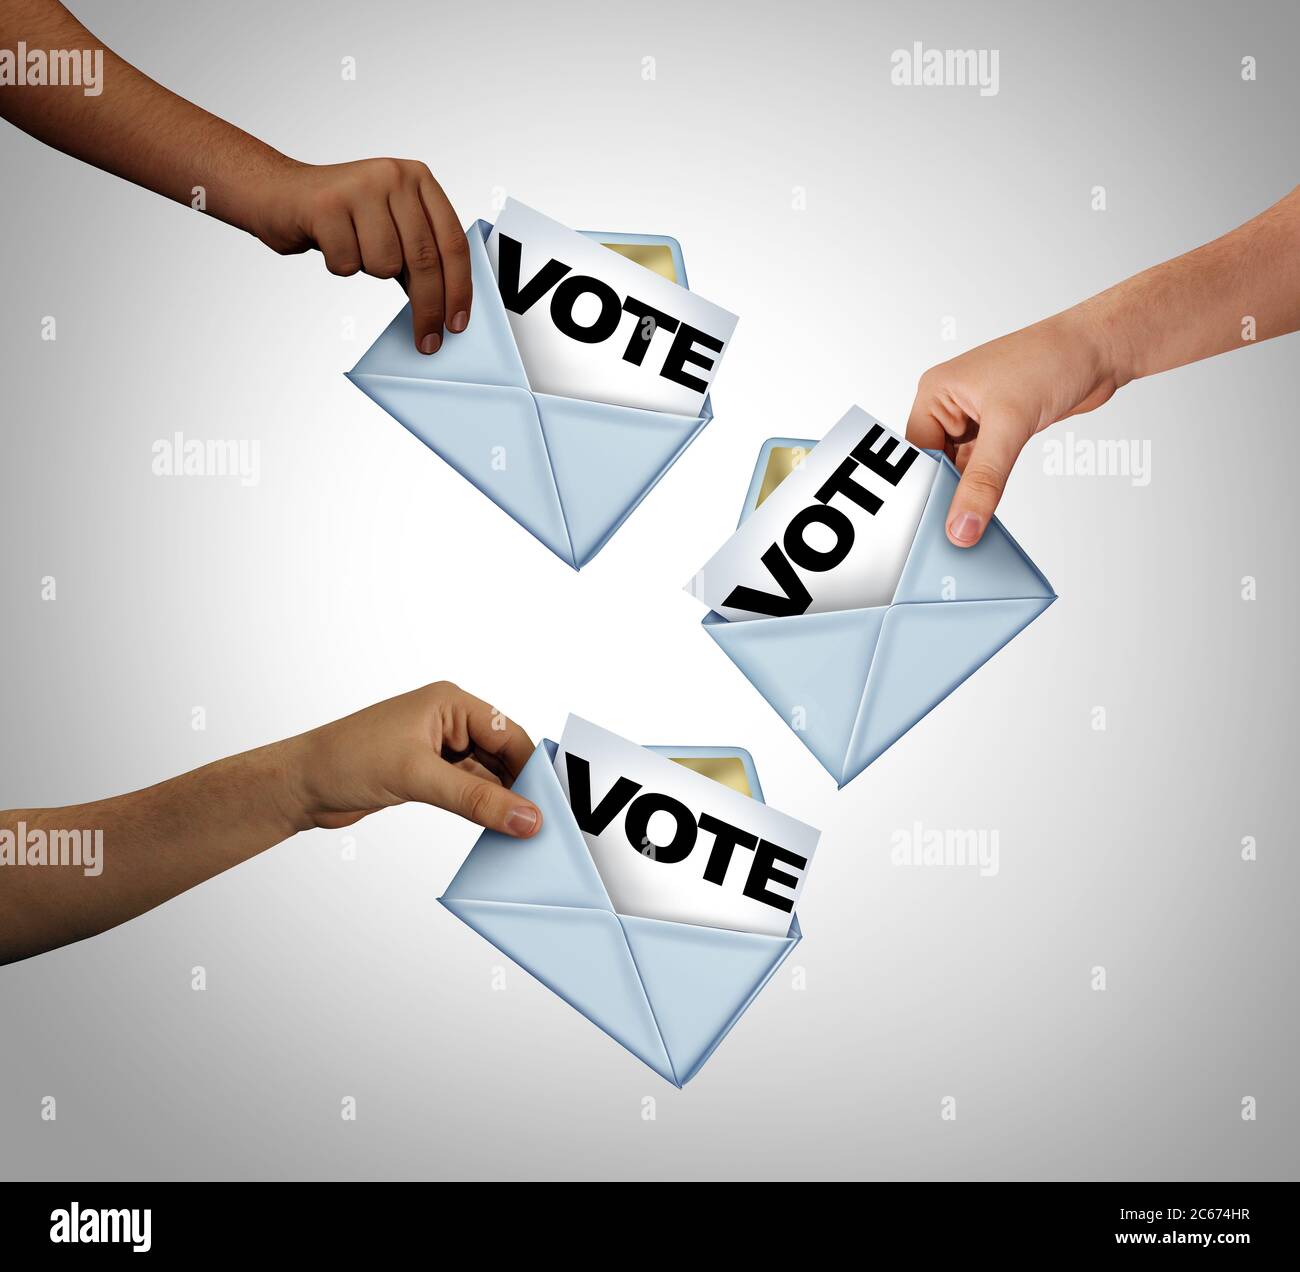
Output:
left=816, top=456, right=884, bottom=516
left=564, top=753, right=640, bottom=835
left=496, top=234, right=570, bottom=314
left=742, top=840, right=807, bottom=912
left=784, top=503, right=854, bottom=572
left=851, top=423, right=918, bottom=486
left=550, top=274, right=625, bottom=343
left=625, top=792, right=697, bottom=864
left=620, top=297, right=680, bottom=366
left=698, top=813, right=758, bottom=886
left=722, top=542, right=814, bottom=618
left=661, top=323, right=724, bottom=393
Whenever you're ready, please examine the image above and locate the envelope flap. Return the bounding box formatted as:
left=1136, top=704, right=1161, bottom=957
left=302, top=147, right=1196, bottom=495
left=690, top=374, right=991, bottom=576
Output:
left=619, top=913, right=798, bottom=1086
left=345, top=375, right=575, bottom=566
left=347, top=220, right=530, bottom=390
left=844, top=595, right=1055, bottom=781
left=535, top=393, right=708, bottom=567
left=703, top=606, right=887, bottom=780
left=441, top=739, right=614, bottom=911
left=893, top=454, right=1055, bottom=604
left=441, top=899, right=676, bottom=1084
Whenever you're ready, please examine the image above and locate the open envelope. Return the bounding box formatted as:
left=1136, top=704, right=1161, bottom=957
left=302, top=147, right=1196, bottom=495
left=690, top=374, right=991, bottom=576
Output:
left=347, top=220, right=714, bottom=569
left=439, top=739, right=802, bottom=1087
left=696, top=420, right=1057, bottom=787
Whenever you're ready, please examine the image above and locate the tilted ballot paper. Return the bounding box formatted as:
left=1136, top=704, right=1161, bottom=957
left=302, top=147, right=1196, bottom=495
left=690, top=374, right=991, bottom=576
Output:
left=689, top=407, right=1056, bottom=787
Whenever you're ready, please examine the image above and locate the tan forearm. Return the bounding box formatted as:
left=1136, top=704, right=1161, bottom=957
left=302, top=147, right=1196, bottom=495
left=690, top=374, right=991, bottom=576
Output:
left=0, top=742, right=303, bottom=965
left=1081, top=184, right=1300, bottom=386
left=0, top=0, right=294, bottom=232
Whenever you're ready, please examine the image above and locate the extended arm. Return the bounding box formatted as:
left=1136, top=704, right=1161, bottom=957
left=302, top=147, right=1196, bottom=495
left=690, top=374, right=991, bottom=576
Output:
left=0, top=0, right=472, bottom=351
left=908, top=184, right=1300, bottom=544
left=0, top=683, right=542, bottom=965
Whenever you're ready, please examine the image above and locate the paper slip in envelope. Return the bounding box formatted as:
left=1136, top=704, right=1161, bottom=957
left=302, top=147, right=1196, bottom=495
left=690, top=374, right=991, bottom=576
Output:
left=440, top=721, right=817, bottom=1086
left=553, top=716, right=817, bottom=938
left=691, top=407, right=938, bottom=621
left=348, top=201, right=736, bottom=569
left=487, top=200, right=737, bottom=416
left=690, top=408, right=1056, bottom=787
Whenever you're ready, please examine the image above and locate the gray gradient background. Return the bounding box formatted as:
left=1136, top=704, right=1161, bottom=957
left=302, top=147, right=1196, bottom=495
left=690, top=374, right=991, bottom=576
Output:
left=1, top=0, right=1296, bottom=1181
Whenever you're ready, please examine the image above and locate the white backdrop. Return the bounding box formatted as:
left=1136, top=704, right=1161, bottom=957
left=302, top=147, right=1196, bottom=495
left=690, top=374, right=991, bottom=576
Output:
left=1, top=0, right=1296, bottom=1180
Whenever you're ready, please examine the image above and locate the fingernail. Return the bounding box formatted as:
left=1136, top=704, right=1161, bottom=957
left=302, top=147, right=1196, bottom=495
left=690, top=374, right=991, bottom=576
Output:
left=949, top=511, right=983, bottom=545
left=449, top=311, right=468, bottom=334
left=420, top=333, right=441, bottom=355
left=505, top=806, right=539, bottom=837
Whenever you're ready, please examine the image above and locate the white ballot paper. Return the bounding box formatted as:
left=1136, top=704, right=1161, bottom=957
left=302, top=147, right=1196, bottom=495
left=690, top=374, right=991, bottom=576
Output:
left=689, top=407, right=940, bottom=621
left=486, top=199, right=738, bottom=415
left=554, top=716, right=818, bottom=937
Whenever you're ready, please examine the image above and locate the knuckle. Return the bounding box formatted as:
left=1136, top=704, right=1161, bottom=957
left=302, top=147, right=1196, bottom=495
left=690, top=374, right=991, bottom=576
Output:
left=462, top=781, right=497, bottom=825
left=371, top=253, right=404, bottom=279
left=441, top=232, right=470, bottom=265
left=407, top=238, right=441, bottom=273
left=310, top=190, right=348, bottom=221
left=961, top=463, right=1005, bottom=500
left=327, top=256, right=361, bottom=277
left=368, top=156, right=405, bottom=186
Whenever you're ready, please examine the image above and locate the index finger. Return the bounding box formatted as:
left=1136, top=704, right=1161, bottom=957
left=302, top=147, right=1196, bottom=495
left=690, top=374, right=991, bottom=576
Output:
left=905, top=397, right=951, bottom=453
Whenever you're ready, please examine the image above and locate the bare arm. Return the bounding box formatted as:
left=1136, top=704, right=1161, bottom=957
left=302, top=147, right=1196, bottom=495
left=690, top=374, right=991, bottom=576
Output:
left=0, top=0, right=472, bottom=351
left=0, top=683, right=542, bottom=965
left=908, top=184, right=1300, bottom=545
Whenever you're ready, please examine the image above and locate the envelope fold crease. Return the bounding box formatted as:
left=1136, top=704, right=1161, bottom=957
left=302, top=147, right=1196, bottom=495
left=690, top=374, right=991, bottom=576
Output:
left=534, top=393, right=707, bottom=566
left=346, top=374, right=574, bottom=563
left=703, top=607, right=887, bottom=778
left=844, top=596, right=1054, bottom=780
left=618, top=914, right=797, bottom=1086
left=440, top=898, right=676, bottom=1083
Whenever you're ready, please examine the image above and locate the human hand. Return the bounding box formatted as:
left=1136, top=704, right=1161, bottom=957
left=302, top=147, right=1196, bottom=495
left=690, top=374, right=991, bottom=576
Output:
left=281, top=682, right=541, bottom=838
left=250, top=158, right=473, bottom=355
left=905, top=307, right=1123, bottom=546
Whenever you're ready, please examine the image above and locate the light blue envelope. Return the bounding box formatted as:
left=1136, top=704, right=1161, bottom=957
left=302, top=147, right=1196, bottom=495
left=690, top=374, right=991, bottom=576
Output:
left=702, top=436, right=1057, bottom=788
left=440, top=740, right=800, bottom=1087
left=347, top=222, right=711, bottom=569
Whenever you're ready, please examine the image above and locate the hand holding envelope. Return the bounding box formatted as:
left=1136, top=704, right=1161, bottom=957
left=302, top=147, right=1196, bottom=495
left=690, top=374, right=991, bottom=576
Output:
left=348, top=199, right=738, bottom=568
left=440, top=717, right=818, bottom=1086
left=689, top=408, right=1056, bottom=787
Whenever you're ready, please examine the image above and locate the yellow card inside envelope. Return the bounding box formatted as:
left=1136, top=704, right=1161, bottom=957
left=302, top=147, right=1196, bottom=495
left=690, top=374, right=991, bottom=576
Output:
left=755, top=445, right=814, bottom=509
left=666, top=755, right=752, bottom=798
left=600, top=241, right=679, bottom=284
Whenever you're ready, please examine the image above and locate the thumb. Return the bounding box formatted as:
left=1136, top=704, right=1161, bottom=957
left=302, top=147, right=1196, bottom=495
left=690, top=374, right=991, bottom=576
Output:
left=414, top=754, right=543, bottom=839
left=945, top=421, right=1025, bottom=547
